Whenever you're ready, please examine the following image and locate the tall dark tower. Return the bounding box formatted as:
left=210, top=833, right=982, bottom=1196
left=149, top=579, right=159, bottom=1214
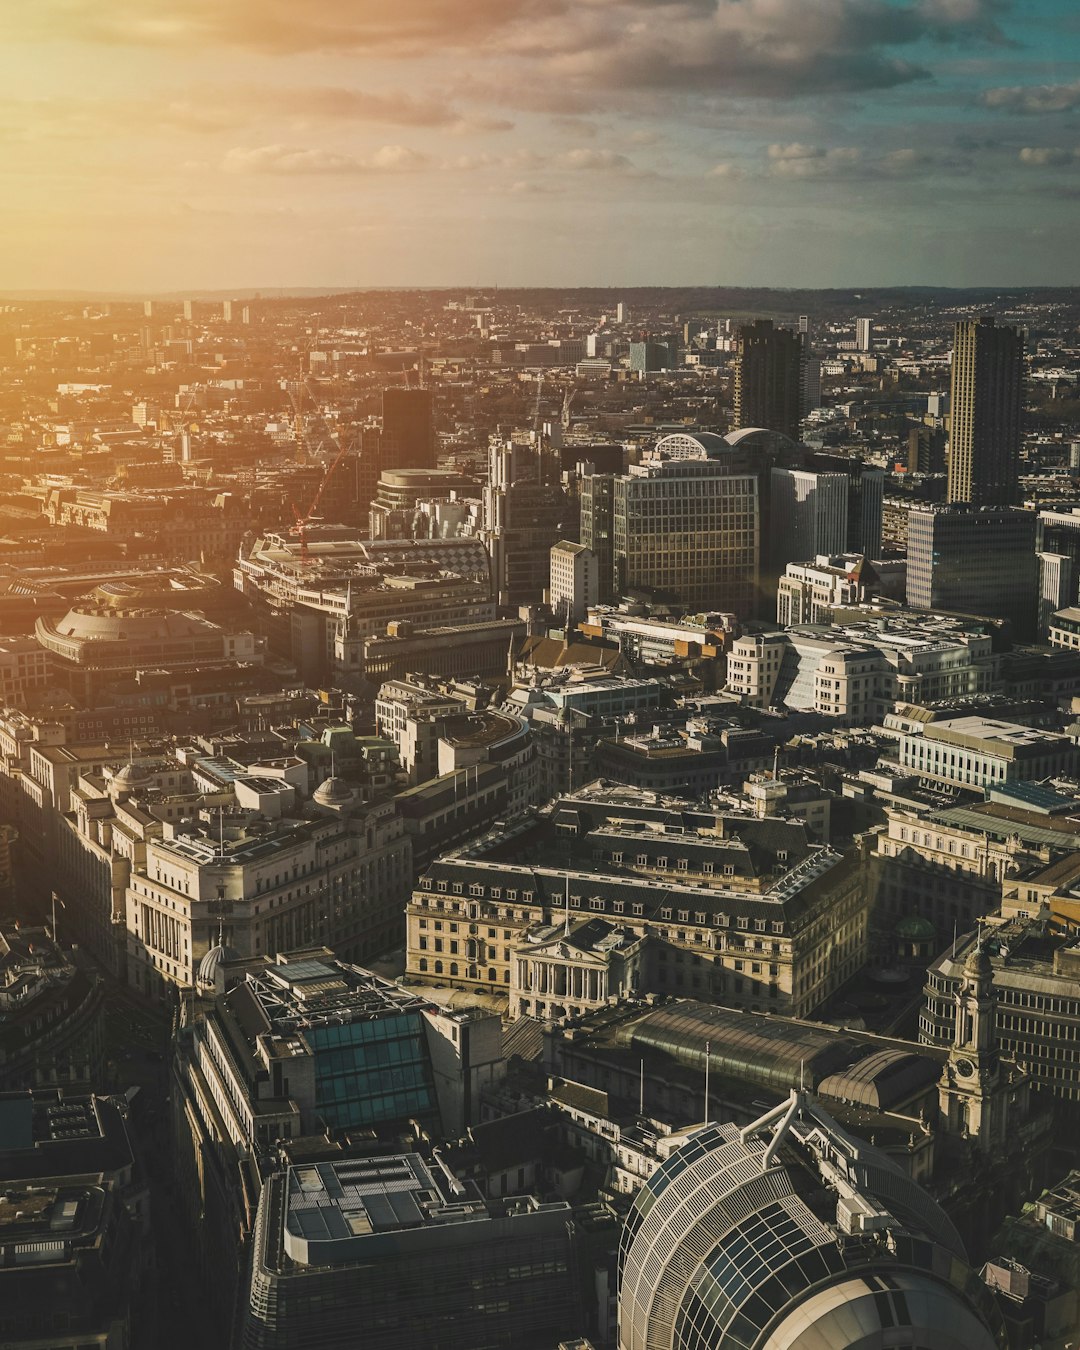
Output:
left=947, top=315, right=1024, bottom=507
left=380, top=387, right=435, bottom=471
left=733, top=319, right=803, bottom=441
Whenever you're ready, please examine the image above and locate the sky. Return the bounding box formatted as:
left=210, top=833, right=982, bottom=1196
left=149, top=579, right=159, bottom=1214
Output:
left=1, top=0, right=1079, bottom=292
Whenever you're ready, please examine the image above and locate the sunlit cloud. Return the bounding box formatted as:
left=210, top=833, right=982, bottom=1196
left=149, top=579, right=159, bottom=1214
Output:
left=222, top=143, right=432, bottom=174
left=982, top=81, right=1080, bottom=113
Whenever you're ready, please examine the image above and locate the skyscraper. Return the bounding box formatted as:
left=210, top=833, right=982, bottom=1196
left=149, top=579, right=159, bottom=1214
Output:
left=380, top=386, right=435, bottom=471
left=947, top=315, right=1025, bottom=507
left=855, top=316, right=872, bottom=351
left=733, top=319, right=803, bottom=441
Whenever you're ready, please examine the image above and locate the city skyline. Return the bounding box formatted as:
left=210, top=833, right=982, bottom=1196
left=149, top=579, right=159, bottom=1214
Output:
left=2, top=0, right=1079, bottom=292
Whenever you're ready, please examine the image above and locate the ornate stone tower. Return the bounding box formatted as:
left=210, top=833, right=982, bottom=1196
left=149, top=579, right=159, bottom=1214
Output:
left=938, top=937, right=1015, bottom=1150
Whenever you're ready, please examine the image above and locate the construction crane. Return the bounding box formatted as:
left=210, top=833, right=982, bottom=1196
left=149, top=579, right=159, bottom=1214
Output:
left=561, top=387, right=575, bottom=431
left=171, top=384, right=199, bottom=464
left=289, top=439, right=351, bottom=566
left=532, top=370, right=544, bottom=441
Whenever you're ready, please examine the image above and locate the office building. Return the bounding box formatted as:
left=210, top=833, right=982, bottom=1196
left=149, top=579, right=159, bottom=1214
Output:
left=579, top=467, right=616, bottom=602
left=628, top=336, right=676, bottom=373
left=896, top=715, right=1079, bottom=789
left=174, top=949, right=508, bottom=1338
left=769, top=467, right=848, bottom=568
left=775, top=553, right=905, bottom=625
left=405, top=781, right=868, bottom=1020
left=125, top=788, right=411, bottom=997
left=733, top=319, right=803, bottom=441
left=906, top=504, right=1037, bottom=638
left=550, top=541, right=598, bottom=627
left=368, top=467, right=479, bottom=540
left=726, top=614, right=996, bottom=719
left=235, top=531, right=494, bottom=684
left=909, top=424, right=947, bottom=475
left=618, top=1093, right=1003, bottom=1350
left=922, top=917, right=1080, bottom=1123
left=855, top=315, right=873, bottom=351
left=947, top=316, right=1024, bottom=507
left=1038, top=552, right=1075, bottom=638
left=0, top=1091, right=149, bottom=1349
left=484, top=440, right=573, bottom=608
left=240, top=1152, right=583, bottom=1350
left=380, top=386, right=435, bottom=470
left=613, top=439, right=759, bottom=616
left=0, top=927, right=106, bottom=1092
left=1036, top=506, right=1080, bottom=605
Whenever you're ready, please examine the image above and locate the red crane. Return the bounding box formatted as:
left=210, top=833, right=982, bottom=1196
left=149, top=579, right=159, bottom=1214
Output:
left=290, top=440, right=351, bottom=566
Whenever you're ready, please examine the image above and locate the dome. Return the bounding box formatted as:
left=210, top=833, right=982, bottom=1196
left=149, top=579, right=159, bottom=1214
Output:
left=110, top=761, right=152, bottom=794
left=653, top=431, right=730, bottom=460
left=965, top=940, right=993, bottom=979
left=197, top=941, right=241, bottom=989
left=895, top=914, right=936, bottom=942
left=313, top=775, right=354, bottom=808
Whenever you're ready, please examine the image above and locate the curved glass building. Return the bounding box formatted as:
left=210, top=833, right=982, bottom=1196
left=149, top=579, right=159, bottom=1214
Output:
left=618, top=1092, right=1004, bottom=1350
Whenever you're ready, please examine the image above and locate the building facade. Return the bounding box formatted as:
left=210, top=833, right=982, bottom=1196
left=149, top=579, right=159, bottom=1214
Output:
left=906, top=504, right=1037, bottom=639
left=947, top=316, right=1024, bottom=508
left=405, top=784, right=868, bottom=1020
left=612, top=454, right=759, bottom=616
left=733, top=319, right=803, bottom=441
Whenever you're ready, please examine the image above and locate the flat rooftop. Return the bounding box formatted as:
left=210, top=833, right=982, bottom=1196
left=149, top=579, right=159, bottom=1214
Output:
left=282, top=1154, right=487, bottom=1264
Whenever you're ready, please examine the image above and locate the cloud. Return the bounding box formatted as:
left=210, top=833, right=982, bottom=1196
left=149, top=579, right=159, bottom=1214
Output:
left=10, top=0, right=1014, bottom=106
left=280, top=86, right=513, bottom=132
left=222, top=143, right=431, bottom=175
left=1018, top=146, right=1079, bottom=167
left=765, top=143, right=861, bottom=176
left=982, top=81, right=1080, bottom=114
left=554, top=148, right=633, bottom=172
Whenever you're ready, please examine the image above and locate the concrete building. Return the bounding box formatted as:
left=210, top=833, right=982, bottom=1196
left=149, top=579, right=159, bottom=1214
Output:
left=921, top=917, right=1080, bottom=1124
left=733, top=319, right=803, bottom=441
left=906, top=504, right=1037, bottom=639
left=173, top=950, right=509, bottom=1341
left=855, top=315, right=873, bottom=351
left=1047, top=604, right=1080, bottom=652
left=579, top=467, right=616, bottom=602
left=775, top=554, right=905, bottom=625
left=618, top=1094, right=1003, bottom=1350
left=0, top=1091, right=149, bottom=1349
left=125, top=786, right=411, bottom=997
left=612, top=441, right=759, bottom=617
left=405, top=782, right=868, bottom=1020
left=0, top=928, right=106, bottom=1093
left=484, top=439, right=573, bottom=609
left=769, top=466, right=848, bottom=568
left=380, top=386, right=435, bottom=470
left=235, top=531, right=494, bottom=685
left=725, top=616, right=996, bottom=720
left=1037, top=552, right=1075, bottom=639
left=34, top=604, right=263, bottom=703
left=895, top=716, right=1079, bottom=790
left=368, top=467, right=479, bottom=540
left=239, top=1152, right=584, bottom=1350
left=550, top=541, right=598, bottom=627
left=948, top=315, right=1024, bottom=508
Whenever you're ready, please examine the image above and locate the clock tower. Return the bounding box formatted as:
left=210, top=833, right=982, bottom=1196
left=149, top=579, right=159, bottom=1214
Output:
left=938, top=935, right=1013, bottom=1151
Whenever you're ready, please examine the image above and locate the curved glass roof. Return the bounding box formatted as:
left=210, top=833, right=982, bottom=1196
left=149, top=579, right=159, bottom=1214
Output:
left=618, top=1002, right=856, bottom=1092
